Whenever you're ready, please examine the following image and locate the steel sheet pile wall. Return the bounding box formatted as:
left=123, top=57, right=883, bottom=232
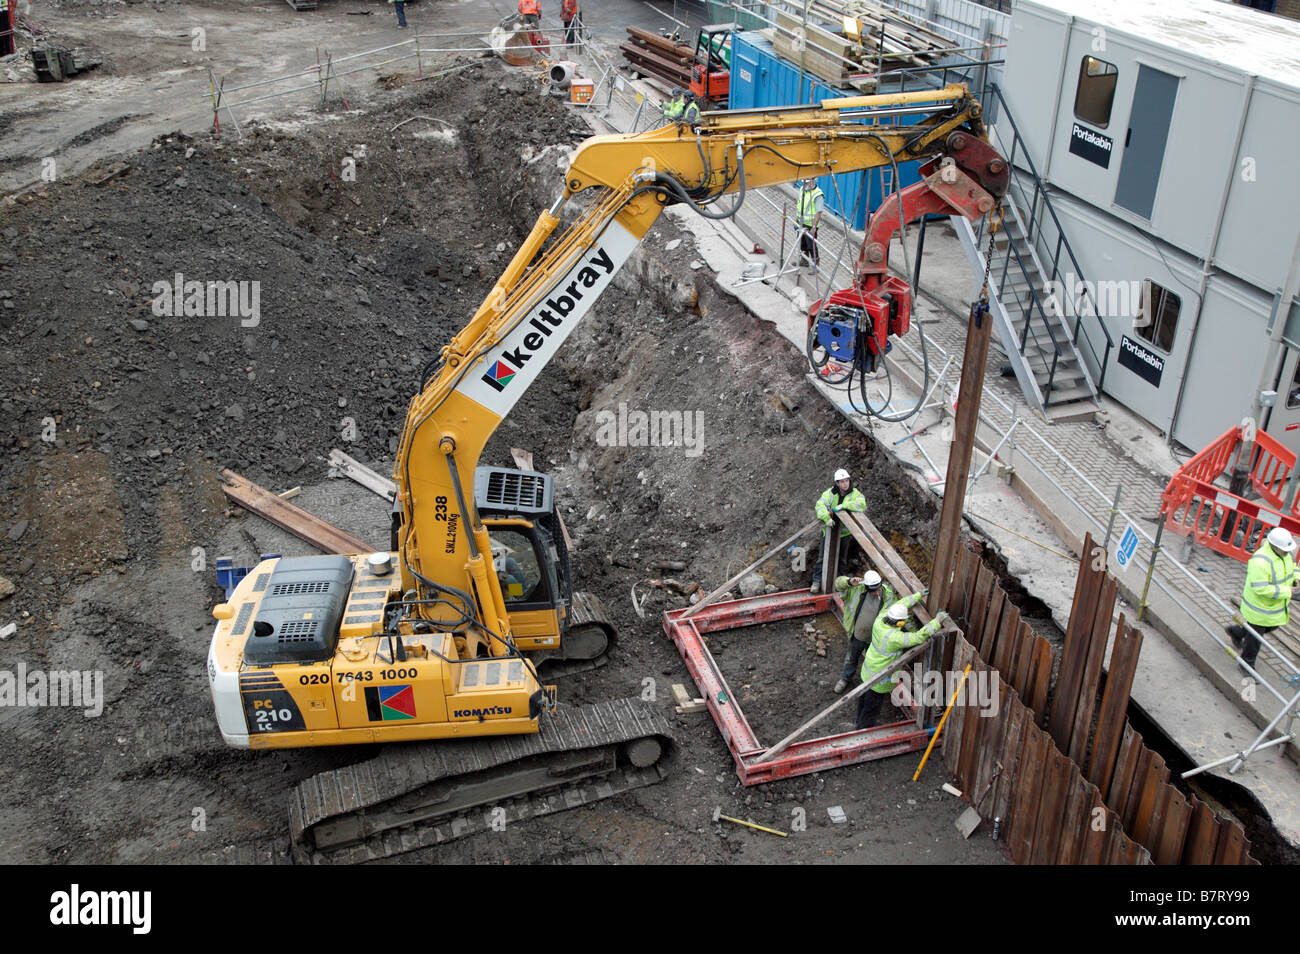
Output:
left=939, top=534, right=1257, bottom=864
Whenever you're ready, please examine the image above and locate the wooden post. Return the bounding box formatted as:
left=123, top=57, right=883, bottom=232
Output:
left=929, top=301, right=993, bottom=617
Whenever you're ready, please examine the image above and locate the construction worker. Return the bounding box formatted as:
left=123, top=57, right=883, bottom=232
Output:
left=388, top=0, right=407, bottom=29
left=857, top=591, right=949, bottom=729
left=662, top=87, right=686, bottom=123
left=518, top=0, right=541, bottom=28
left=833, top=570, right=894, bottom=694
left=683, top=92, right=702, bottom=126
left=1227, top=526, right=1299, bottom=673
left=796, top=177, right=825, bottom=268
left=809, top=467, right=866, bottom=593
left=561, top=0, right=580, bottom=47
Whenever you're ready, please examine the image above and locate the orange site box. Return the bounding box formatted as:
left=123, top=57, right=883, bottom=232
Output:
left=570, top=78, right=594, bottom=104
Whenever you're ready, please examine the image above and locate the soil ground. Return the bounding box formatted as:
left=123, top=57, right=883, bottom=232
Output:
left=0, top=54, right=1017, bottom=864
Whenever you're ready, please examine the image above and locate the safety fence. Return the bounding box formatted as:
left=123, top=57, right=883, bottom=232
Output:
left=1162, top=422, right=1300, bottom=564
left=939, top=537, right=1257, bottom=864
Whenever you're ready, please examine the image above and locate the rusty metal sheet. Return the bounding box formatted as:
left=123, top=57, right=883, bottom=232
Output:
left=1078, top=791, right=1111, bottom=865
left=1122, top=746, right=1155, bottom=833
left=978, top=587, right=1005, bottom=661
left=1107, top=722, right=1142, bottom=812
left=964, top=565, right=996, bottom=649
left=1067, top=576, right=1118, bottom=764
left=1055, top=771, right=1093, bottom=865
left=1030, top=749, right=1074, bottom=864
left=1048, top=543, right=1104, bottom=751
left=1153, top=787, right=1191, bottom=865
left=1181, top=801, right=1222, bottom=864
left=967, top=661, right=1007, bottom=817
left=1011, top=624, right=1037, bottom=701
left=957, top=640, right=984, bottom=790
left=1087, top=615, right=1143, bottom=795
left=990, top=601, right=1020, bottom=676
left=1026, top=639, right=1053, bottom=722
left=1008, top=723, right=1051, bottom=864
left=942, top=637, right=973, bottom=772
left=990, top=689, right=1026, bottom=829
left=1213, top=818, right=1249, bottom=865
left=947, top=547, right=975, bottom=623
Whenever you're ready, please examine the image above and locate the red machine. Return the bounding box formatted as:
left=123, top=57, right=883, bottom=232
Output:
left=809, top=134, right=1006, bottom=375
left=689, top=24, right=732, bottom=105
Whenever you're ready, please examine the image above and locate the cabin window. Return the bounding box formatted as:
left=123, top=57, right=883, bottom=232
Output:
left=1074, top=56, right=1119, bottom=128
left=1135, top=280, right=1180, bottom=353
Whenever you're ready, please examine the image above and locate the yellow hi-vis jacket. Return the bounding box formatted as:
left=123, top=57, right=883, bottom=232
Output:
left=1239, top=541, right=1299, bottom=628
left=834, top=575, right=895, bottom=640
left=861, top=591, right=943, bottom=693
left=815, top=485, right=866, bottom=538
left=798, top=184, right=824, bottom=227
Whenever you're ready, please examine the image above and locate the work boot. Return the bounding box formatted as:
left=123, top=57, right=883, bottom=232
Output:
left=809, top=581, right=821, bottom=594
left=833, top=678, right=847, bottom=694
left=1225, top=625, right=1243, bottom=650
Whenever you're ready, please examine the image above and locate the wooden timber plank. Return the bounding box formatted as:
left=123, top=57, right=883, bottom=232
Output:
left=1107, top=723, right=1142, bottom=812
left=1030, top=750, right=1073, bottom=864
left=1054, top=770, right=1092, bottom=865
left=1181, top=801, right=1222, bottom=865
left=1068, top=575, right=1118, bottom=765
left=220, top=468, right=377, bottom=555
left=1153, top=787, right=1191, bottom=865
left=1008, top=723, right=1050, bottom=864
left=966, top=563, right=996, bottom=651
left=1087, top=614, right=1143, bottom=795
left=1048, top=538, right=1104, bottom=751
left=1026, top=638, right=1053, bottom=723
left=328, top=448, right=396, bottom=501
left=978, top=586, right=1006, bottom=662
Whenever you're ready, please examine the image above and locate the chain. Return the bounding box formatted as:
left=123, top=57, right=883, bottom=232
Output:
left=977, top=202, right=1004, bottom=305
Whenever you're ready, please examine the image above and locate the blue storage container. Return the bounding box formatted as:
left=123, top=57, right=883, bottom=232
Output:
left=730, top=31, right=937, bottom=228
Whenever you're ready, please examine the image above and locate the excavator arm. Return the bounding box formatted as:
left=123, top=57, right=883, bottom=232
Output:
left=393, top=83, right=1008, bottom=652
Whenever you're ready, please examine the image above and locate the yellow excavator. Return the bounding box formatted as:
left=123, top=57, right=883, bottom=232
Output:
left=207, top=84, right=1008, bottom=862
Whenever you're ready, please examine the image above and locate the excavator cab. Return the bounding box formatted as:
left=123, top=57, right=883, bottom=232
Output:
left=477, top=467, right=614, bottom=676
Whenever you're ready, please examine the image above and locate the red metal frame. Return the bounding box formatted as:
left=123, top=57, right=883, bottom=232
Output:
left=663, top=589, right=931, bottom=785
left=1162, top=423, right=1300, bottom=563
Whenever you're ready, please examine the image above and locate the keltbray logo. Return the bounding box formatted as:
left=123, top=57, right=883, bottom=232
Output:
left=479, top=244, right=616, bottom=393
left=486, top=360, right=516, bottom=389
left=365, top=684, right=416, bottom=721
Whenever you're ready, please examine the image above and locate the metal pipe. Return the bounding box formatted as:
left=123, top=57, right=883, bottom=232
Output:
left=1102, top=484, right=1121, bottom=551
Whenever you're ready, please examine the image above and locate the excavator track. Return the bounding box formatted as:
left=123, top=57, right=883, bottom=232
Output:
left=532, top=589, right=618, bottom=679
left=288, top=697, right=671, bottom=864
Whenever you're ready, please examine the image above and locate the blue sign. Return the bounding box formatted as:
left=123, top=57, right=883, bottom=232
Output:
left=1115, top=525, right=1139, bottom=570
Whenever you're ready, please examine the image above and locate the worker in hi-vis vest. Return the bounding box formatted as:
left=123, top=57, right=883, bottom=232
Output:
left=858, top=592, right=949, bottom=729
left=809, top=467, right=866, bottom=593
left=833, top=570, right=894, bottom=695
left=1228, top=526, right=1299, bottom=673
left=796, top=178, right=825, bottom=268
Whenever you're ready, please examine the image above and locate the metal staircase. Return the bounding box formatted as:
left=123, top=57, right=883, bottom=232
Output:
left=953, top=84, right=1113, bottom=422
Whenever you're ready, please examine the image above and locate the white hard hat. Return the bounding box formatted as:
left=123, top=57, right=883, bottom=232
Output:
left=863, top=571, right=882, bottom=589
left=834, top=468, right=850, bottom=482
left=887, top=602, right=908, bottom=622
left=1268, top=527, right=1296, bottom=553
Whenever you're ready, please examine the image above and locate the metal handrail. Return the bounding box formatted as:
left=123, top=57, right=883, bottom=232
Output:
left=988, top=82, right=1114, bottom=391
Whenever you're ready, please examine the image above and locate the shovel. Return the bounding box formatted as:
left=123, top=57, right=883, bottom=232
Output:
left=954, top=763, right=1002, bottom=839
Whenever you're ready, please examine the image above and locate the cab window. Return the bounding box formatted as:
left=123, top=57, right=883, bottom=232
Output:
left=489, top=530, right=542, bottom=603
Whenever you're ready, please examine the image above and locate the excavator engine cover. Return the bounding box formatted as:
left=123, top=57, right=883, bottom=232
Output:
left=244, top=555, right=352, bottom=666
